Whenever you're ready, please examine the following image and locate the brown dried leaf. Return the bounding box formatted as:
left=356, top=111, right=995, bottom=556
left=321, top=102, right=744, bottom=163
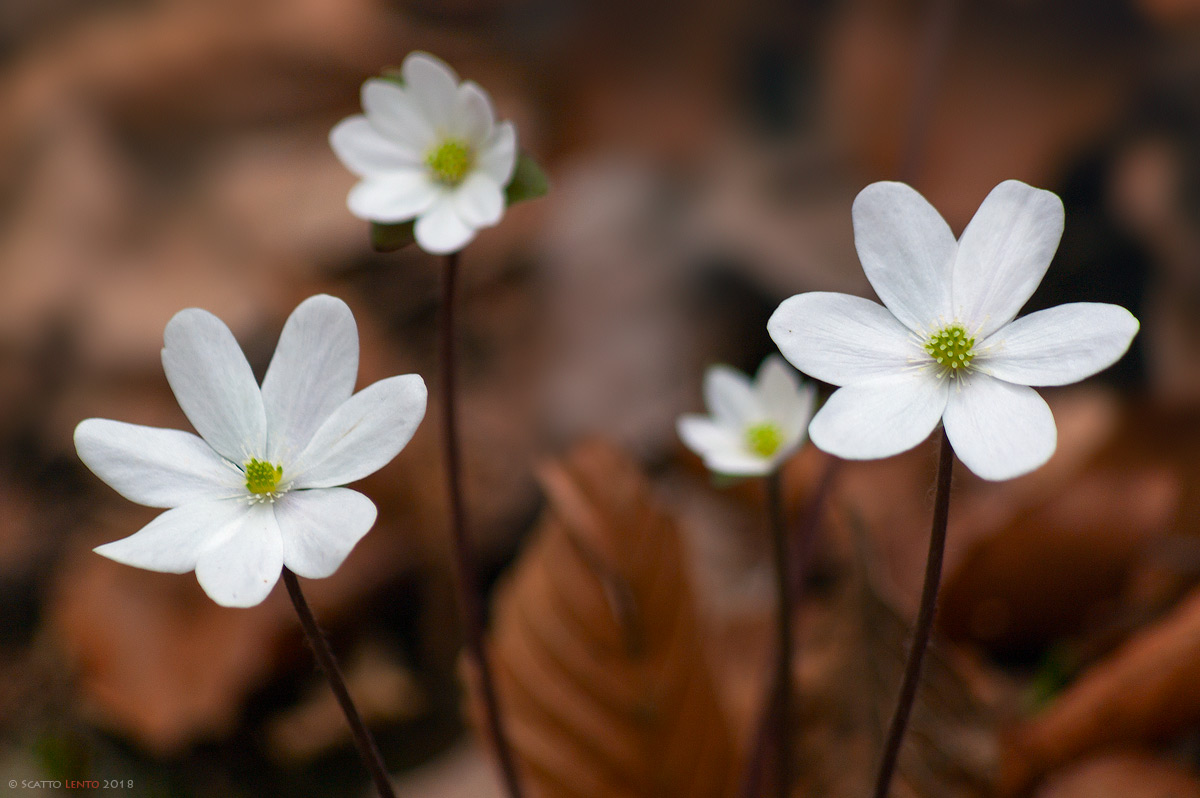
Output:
left=850, top=537, right=1007, bottom=798
left=477, top=439, right=738, bottom=798
left=393, top=742, right=506, bottom=798
left=50, top=512, right=288, bottom=755
left=1033, top=752, right=1200, bottom=798
left=50, top=460, right=425, bottom=755
left=939, top=393, right=1186, bottom=657
left=266, top=642, right=427, bottom=764
left=939, top=462, right=1178, bottom=655
left=1000, top=587, right=1200, bottom=796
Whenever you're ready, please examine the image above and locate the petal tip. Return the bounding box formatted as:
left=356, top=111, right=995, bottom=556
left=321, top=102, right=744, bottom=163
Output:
left=402, top=50, right=460, bottom=95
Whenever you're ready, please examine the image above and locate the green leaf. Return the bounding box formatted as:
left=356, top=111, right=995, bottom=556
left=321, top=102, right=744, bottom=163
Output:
left=505, top=151, right=549, bottom=206
left=370, top=220, right=416, bottom=253
left=1023, top=644, right=1077, bottom=713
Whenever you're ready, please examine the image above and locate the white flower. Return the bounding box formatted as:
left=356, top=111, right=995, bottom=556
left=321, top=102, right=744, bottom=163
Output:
left=677, top=355, right=816, bottom=477
left=75, top=295, right=428, bottom=607
left=768, top=180, right=1139, bottom=481
left=329, top=51, right=517, bottom=255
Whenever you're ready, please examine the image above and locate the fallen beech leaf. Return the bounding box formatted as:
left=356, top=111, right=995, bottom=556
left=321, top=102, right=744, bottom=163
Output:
left=50, top=511, right=287, bottom=755
left=939, top=463, right=1178, bottom=656
left=475, top=439, right=738, bottom=797
left=266, top=642, right=426, bottom=763
left=1034, top=751, right=1200, bottom=798
left=852, top=530, right=1006, bottom=798
left=50, top=482, right=423, bottom=754
left=1001, top=587, right=1200, bottom=796
left=394, top=741, right=504, bottom=798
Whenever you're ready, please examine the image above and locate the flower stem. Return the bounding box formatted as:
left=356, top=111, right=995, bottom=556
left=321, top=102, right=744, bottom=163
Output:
left=439, top=251, right=525, bottom=798
left=281, top=568, right=396, bottom=798
left=871, top=428, right=954, bottom=798
left=739, top=458, right=838, bottom=798
left=766, top=470, right=792, bottom=798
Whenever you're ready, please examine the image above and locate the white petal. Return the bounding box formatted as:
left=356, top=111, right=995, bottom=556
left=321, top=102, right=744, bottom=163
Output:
left=768, top=292, right=918, bottom=386
left=777, top=427, right=806, bottom=458
left=75, top=419, right=243, bottom=508
left=678, top=414, right=787, bottom=476
left=452, top=172, right=504, bottom=228
left=477, top=122, right=517, bottom=186
left=943, top=374, right=1057, bottom=481
left=704, top=365, right=760, bottom=427
left=276, top=488, right=377, bottom=579
left=755, top=355, right=813, bottom=436
left=329, top=116, right=422, bottom=178
left=705, top=450, right=774, bottom=477
left=402, top=52, right=459, bottom=132
left=289, top=374, right=427, bottom=488
left=453, top=81, right=495, bottom=146
left=94, top=499, right=247, bottom=574
left=754, top=355, right=797, bottom=409
left=979, top=303, right=1139, bottom=387
left=808, top=371, right=948, bottom=460
left=161, top=308, right=266, bottom=463
left=952, top=180, right=1064, bottom=338
left=347, top=174, right=439, bottom=223
left=677, top=414, right=739, bottom=459
left=852, top=181, right=956, bottom=330
left=261, top=295, right=359, bottom=463
left=361, top=79, right=436, bottom=150
left=194, top=502, right=283, bottom=607
left=414, top=195, right=476, bottom=254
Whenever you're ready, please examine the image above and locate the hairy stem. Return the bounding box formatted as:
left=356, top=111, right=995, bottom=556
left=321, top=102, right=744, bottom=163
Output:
left=871, top=428, right=954, bottom=798
left=282, top=568, right=396, bottom=798
left=440, top=251, right=525, bottom=798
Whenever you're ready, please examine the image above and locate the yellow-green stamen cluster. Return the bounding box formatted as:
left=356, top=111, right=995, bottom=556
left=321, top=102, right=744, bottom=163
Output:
left=244, top=458, right=283, bottom=497
left=426, top=139, right=473, bottom=185
left=745, top=422, right=786, bottom=458
left=925, top=323, right=976, bottom=375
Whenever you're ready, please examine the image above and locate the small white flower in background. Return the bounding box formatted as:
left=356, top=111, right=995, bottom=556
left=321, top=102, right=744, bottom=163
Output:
left=75, top=295, right=427, bottom=607
left=768, top=179, right=1139, bottom=481
left=329, top=51, right=517, bottom=255
left=677, top=355, right=816, bottom=477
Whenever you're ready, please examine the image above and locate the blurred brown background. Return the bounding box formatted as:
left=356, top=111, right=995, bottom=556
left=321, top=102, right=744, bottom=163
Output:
left=2, top=0, right=1200, bottom=795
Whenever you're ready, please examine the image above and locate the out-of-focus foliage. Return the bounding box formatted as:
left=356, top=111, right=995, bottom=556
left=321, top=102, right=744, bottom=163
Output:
left=3, top=0, right=1200, bottom=795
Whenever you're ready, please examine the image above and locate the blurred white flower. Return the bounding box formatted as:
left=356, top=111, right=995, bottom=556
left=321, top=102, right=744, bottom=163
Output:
left=769, top=179, right=1139, bottom=481
left=329, top=51, right=517, bottom=254
left=75, top=295, right=427, bottom=607
left=677, top=355, right=815, bottom=477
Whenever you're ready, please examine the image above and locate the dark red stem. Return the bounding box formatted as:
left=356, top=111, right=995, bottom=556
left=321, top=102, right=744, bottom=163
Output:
left=766, top=471, right=792, bottom=798
left=738, top=458, right=839, bottom=798
left=282, top=568, right=396, bottom=798
left=439, top=251, right=525, bottom=798
left=870, top=428, right=954, bottom=798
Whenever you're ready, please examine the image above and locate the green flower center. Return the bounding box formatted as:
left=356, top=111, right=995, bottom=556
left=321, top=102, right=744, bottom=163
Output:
left=426, top=139, right=474, bottom=185
left=924, top=323, right=976, bottom=375
left=244, top=458, right=283, bottom=496
left=745, top=422, right=785, bottom=458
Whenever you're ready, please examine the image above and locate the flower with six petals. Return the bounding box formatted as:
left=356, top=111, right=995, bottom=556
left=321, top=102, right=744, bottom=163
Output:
left=768, top=180, right=1139, bottom=481
left=677, top=355, right=815, bottom=477
left=75, top=295, right=427, bottom=607
left=329, top=52, right=517, bottom=254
